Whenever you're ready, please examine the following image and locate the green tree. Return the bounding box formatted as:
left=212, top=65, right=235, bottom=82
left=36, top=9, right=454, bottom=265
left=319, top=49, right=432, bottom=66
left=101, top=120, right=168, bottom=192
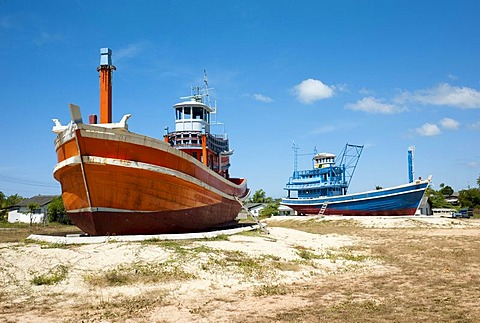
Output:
left=477, top=175, right=480, bottom=188
left=5, top=194, right=23, bottom=207
left=0, top=192, right=24, bottom=221
left=458, top=188, right=480, bottom=208
left=0, top=192, right=5, bottom=221
left=48, top=196, right=71, bottom=225
left=425, top=187, right=454, bottom=209
left=259, top=202, right=279, bottom=218
left=248, top=189, right=273, bottom=203
left=439, top=185, right=454, bottom=197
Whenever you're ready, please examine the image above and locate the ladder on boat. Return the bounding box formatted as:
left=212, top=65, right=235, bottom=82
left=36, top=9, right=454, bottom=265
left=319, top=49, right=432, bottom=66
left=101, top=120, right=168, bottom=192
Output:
left=318, top=203, right=328, bottom=216
left=234, top=196, right=269, bottom=234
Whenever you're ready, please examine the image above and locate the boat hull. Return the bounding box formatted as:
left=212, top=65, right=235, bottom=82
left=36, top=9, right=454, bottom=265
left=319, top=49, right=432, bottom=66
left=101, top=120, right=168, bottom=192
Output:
left=53, top=123, right=248, bottom=235
left=282, top=180, right=429, bottom=216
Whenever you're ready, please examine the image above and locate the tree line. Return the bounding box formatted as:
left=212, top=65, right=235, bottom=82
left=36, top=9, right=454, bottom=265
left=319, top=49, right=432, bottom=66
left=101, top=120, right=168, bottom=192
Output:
left=427, top=175, right=480, bottom=210
left=0, top=192, right=71, bottom=225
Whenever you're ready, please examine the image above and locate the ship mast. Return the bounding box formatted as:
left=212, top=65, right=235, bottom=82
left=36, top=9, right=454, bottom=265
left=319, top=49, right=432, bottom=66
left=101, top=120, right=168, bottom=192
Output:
left=97, top=48, right=116, bottom=123
left=408, top=146, right=415, bottom=183
left=337, top=143, right=364, bottom=192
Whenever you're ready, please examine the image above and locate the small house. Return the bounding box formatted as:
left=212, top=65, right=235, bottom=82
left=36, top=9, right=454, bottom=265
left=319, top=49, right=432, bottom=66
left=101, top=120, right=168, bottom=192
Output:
left=444, top=192, right=459, bottom=206
left=277, top=204, right=296, bottom=216
left=236, top=203, right=267, bottom=220
left=7, top=195, right=57, bottom=224
left=415, top=195, right=433, bottom=215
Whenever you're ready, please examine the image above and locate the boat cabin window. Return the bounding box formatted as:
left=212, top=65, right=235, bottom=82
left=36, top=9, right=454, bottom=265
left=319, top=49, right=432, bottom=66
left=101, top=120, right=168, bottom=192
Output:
left=184, top=107, right=191, bottom=119
left=176, top=106, right=210, bottom=123
left=193, top=107, right=203, bottom=120
left=176, top=108, right=183, bottom=120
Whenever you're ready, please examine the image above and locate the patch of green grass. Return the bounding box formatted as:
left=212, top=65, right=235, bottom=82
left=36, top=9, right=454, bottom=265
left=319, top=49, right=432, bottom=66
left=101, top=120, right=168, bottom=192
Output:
left=76, top=291, right=169, bottom=321
left=268, top=218, right=362, bottom=235
left=190, top=244, right=215, bottom=253
left=294, top=245, right=370, bottom=263
left=201, top=234, right=230, bottom=241
left=31, top=265, right=68, bottom=286
left=203, top=250, right=286, bottom=280
left=329, top=299, right=386, bottom=314
left=296, top=248, right=321, bottom=260
left=23, top=239, right=68, bottom=249
left=253, top=283, right=289, bottom=296
left=0, top=222, right=30, bottom=228
left=84, top=262, right=196, bottom=287
left=239, top=229, right=264, bottom=237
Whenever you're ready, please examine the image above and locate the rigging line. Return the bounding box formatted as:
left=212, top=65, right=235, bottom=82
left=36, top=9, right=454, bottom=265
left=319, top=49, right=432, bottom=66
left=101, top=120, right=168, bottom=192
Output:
left=0, top=174, right=59, bottom=188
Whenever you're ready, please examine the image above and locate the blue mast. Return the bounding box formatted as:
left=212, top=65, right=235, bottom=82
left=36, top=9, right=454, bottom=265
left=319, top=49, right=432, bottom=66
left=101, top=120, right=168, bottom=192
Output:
left=337, top=143, right=364, bottom=193
left=408, top=146, right=415, bottom=183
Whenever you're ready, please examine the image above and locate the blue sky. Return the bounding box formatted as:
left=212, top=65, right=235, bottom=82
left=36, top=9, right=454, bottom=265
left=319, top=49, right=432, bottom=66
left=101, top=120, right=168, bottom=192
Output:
left=1, top=0, right=479, bottom=198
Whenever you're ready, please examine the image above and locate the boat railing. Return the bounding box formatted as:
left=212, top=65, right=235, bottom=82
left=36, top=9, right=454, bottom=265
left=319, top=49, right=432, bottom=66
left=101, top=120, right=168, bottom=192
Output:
left=288, top=175, right=345, bottom=185
left=285, top=182, right=346, bottom=190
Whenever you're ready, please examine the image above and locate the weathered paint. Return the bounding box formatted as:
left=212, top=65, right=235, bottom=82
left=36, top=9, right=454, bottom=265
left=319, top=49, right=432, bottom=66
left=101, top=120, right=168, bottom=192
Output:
left=201, top=134, right=207, bottom=166
left=53, top=124, right=248, bottom=235
left=284, top=181, right=429, bottom=216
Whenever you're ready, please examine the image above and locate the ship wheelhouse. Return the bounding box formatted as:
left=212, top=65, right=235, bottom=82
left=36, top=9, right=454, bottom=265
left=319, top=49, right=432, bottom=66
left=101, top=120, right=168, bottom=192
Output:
left=284, top=152, right=348, bottom=199
left=164, top=93, right=232, bottom=179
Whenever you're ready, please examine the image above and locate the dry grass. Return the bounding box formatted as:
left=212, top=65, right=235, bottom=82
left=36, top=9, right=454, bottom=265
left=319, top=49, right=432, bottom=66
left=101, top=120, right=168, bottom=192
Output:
left=266, top=221, right=480, bottom=322
left=84, top=262, right=196, bottom=287
left=0, top=222, right=81, bottom=243
left=1, top=218, right=480, bottom=322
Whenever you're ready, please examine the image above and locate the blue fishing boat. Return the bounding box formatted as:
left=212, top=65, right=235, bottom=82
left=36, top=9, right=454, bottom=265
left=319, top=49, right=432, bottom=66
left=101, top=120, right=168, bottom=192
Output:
left=281, top=144, right=431, bottom=216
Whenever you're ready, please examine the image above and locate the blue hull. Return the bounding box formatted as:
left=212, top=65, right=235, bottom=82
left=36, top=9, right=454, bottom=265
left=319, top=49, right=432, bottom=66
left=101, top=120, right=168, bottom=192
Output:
left=282, top=180, right=430, bottom=216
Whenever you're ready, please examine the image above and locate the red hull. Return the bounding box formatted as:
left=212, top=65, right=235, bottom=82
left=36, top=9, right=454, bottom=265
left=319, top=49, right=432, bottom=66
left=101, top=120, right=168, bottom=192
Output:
left=69, top=199, right=240, bottom=236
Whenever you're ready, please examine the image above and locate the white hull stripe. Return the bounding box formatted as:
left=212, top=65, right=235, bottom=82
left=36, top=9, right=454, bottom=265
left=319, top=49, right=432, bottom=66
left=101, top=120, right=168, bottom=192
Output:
left=54, top=155, right=243, bottom=202
left=68, top=207, right=171, bottom=214
left=54, top=124, right=245, bottom=190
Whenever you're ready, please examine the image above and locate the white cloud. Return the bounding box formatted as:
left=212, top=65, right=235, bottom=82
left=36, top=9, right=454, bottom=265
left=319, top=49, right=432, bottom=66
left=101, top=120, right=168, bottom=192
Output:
left=292, top=79, right=334, bottom=104
left=416, top=123, right=441, bottom=136
left=115, top=42, right=147, bottom=61
left=395, top=83, right=480, bottom=109
left=359, top=87, right=373, bottom=96
left=345, top=97, right=405, bottom=114
left=468, top=121, right=480, bottom=130
left=33, top=31, right=63, bottom=46
left=253, top=93, right=273, bottom=103
left=310, top=125, right=336, bottom=134
left=448, top=73, right=459, bottom=80
left=439, top=117, right=460, bottom=130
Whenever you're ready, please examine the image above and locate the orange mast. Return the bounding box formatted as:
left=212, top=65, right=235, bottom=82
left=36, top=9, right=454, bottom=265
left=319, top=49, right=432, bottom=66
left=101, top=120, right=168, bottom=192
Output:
left=97, top=48, right=116, bottom=124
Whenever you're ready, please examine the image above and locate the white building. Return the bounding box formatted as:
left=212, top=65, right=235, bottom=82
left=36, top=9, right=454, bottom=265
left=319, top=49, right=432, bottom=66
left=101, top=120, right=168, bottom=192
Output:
left=7, top=195, right=56, bottom=224
left=277, top=205, right=296, bottom=216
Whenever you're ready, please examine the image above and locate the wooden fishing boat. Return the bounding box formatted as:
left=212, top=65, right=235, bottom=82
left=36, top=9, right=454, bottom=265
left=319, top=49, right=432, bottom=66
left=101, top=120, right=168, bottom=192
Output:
left=281, top=144, right=430, bottom=216
left=52, top=48, right=248, bottom=235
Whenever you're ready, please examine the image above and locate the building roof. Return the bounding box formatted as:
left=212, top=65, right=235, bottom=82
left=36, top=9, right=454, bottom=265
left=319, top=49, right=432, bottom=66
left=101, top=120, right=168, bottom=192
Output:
left=278, top=205, right=294, bottom=211
left=243, top=203, right=267, bottom=210
left=15, top=195, right=57, bottom=207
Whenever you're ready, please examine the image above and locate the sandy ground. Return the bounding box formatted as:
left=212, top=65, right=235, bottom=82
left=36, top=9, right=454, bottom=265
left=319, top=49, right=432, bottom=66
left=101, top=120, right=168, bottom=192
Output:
left=1, top=215, right=479, bottom=322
